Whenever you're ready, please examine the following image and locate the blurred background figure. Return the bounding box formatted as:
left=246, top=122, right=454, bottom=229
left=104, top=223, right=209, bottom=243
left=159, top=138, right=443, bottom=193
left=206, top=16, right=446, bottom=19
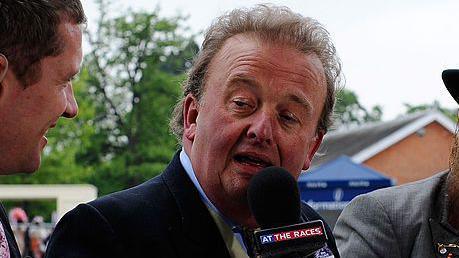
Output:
left=26, top=216, right=47, bottom=258
left=8, top=208, right=28, bottom=256
left=8, top=209, right=51, bottom=258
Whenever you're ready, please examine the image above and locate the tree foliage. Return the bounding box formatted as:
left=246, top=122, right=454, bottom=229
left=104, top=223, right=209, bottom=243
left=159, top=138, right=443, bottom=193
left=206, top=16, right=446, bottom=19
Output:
left=333, top=89, right=383, bottom=129
left=404, top=100, right=458, bottom=122
left=77, top=1, right=198, bottom=194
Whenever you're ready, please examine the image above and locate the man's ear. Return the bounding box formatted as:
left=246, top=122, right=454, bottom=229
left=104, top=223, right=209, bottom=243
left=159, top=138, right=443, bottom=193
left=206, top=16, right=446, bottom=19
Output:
left=0, top=54, right=8, bottom=83
left=183, top=94, right=199, bottom=142
left=302, top=130, right=324, bottom=170
left=0, top=54, right=9, bottom=99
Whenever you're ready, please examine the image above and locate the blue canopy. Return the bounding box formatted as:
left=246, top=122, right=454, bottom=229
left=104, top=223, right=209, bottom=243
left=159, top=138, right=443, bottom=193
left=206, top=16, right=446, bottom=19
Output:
left=298, top=155, right=393, bottom=189
left=298, top=156, right=394, bottom=208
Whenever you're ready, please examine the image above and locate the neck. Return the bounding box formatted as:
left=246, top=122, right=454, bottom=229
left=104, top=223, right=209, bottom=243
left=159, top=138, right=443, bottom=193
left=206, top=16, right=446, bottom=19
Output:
left=209, top=192, right=258, bottom=229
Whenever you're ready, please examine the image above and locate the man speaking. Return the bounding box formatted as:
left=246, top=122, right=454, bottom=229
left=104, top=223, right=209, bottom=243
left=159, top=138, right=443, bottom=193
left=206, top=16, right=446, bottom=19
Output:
left=46, top=4, right=342, bottom=257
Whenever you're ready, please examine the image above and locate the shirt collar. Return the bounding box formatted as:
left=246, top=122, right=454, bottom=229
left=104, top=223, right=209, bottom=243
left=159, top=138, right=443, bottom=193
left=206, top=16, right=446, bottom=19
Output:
left=179, top=149, right=249, bottom=251
left=179, top=148, right=236, bottom=227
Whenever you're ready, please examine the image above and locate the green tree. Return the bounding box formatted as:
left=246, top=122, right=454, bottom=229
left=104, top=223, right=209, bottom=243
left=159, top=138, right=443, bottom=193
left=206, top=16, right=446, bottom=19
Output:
left=75, top=0, right=198, bottom=194
left=334, top=89, right=383, bottom=128
left=404, top=100, right=457, bottom=122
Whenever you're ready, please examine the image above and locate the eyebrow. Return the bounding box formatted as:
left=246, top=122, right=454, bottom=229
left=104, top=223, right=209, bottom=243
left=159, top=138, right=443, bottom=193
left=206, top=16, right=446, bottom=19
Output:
left=224, top=75, right=262, bottom=98
left=287, top=93, right=312, bottom=113
left=227, top=74, right=259, bottom=89
left=227, top=74, right=313, bottom=112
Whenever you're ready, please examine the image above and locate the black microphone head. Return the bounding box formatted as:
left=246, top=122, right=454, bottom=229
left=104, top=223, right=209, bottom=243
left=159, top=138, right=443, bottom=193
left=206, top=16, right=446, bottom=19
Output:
left=247, top=166, right=301, bottom=229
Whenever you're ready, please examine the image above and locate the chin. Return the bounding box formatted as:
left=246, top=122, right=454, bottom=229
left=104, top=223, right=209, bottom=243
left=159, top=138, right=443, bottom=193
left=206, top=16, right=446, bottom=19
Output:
left=20, top=149, right=42, bottom=173
left=224, top=180, right=250, bottom=205
left=20, top=160, right=41, bottom=174
left=1, top=160, right=40, bottom=175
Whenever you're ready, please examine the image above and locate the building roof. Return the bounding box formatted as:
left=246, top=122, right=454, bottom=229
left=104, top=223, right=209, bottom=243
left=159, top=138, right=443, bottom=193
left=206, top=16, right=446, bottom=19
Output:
left=311, top=110, right=456, bottom=168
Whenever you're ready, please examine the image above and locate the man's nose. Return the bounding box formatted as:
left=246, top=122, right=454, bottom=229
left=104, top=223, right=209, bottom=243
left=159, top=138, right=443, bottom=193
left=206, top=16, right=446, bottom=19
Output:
left=62, top=84, right=78, bottom=118
left=247, top=112, right=274, bottom=145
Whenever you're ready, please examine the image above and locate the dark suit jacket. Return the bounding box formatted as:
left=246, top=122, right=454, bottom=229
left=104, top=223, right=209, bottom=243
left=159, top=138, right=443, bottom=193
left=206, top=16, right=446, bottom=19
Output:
left=45, top=152, right=339, bottom=257
left=0, top=203, right=21, bottom=258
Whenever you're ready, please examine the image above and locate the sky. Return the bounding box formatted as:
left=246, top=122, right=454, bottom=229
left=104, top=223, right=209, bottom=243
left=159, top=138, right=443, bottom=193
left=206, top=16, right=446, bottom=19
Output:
left=83, top=0, right=459, bottom=120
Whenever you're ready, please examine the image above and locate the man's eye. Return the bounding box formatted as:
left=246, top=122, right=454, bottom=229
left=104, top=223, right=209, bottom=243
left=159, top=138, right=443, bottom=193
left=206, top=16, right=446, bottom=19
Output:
left=230, top=98, right=254, bottom=113
left=280, top=112, right=299, bottom=124
left=234, top=100, right=248, bottom=107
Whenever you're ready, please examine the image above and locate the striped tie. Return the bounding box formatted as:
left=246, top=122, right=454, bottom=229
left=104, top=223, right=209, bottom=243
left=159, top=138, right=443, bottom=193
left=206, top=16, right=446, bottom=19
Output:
left=0, top=222, right=10, bottom=258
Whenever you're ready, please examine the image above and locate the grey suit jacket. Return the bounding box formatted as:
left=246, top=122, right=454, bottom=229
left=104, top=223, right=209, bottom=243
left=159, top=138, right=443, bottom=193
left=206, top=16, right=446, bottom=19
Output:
left=334, top=171, right=454, bottom=258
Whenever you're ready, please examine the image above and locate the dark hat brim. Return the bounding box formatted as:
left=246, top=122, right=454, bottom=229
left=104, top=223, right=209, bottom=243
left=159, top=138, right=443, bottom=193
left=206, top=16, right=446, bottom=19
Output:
left=442, top=69, right=459, bottom=104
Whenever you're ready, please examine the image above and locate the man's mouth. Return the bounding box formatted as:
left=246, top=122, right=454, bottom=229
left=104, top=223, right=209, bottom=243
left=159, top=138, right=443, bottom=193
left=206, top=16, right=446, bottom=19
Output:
left=41, top=122, right=57, bottom=144
left=234, top=154, right=273, bottom=168
left=40, top=135, right=48, bottom=150
left=44, top=122, right=57, bottom=135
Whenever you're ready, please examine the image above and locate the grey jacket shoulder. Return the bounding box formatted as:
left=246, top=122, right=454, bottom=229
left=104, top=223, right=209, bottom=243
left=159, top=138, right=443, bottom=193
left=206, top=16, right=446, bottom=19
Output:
left=334, top=171, right=448, bottom=258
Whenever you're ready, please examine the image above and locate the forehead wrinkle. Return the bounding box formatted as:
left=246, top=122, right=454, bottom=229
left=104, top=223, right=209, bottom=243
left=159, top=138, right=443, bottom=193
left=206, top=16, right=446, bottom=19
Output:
left=228, top=51, right=322, bottom=89
left=225, top=52, right=261, bottom=76
left=224, top=75, right=260, bottom=99
left=262, top=52, right=325, bottom=88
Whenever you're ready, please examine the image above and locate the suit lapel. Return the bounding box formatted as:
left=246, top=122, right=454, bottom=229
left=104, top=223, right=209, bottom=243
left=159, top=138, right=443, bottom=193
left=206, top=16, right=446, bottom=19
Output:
left=162, top=152, right=230, bottom=258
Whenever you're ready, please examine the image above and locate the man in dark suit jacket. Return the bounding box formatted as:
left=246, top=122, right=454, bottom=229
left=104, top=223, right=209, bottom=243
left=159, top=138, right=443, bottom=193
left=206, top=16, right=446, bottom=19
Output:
left=46, top=152, right=339, bottom=257
left=334, top=69, right=459, bottom=258
left=46, top=4, right=343, bottom=258
left=0, top=1, right=86, bottom=257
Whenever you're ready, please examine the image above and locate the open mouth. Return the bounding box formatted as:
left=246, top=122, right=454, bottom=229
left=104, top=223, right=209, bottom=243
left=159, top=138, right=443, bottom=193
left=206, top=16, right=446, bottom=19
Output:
left=234, top=154, right=273, bottom=168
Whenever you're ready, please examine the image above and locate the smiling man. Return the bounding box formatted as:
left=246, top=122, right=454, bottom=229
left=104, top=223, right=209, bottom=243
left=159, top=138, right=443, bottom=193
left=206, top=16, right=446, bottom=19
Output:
left=46, top=5, right=342, bottom=258
left=0, top=1, right=86, bottom=257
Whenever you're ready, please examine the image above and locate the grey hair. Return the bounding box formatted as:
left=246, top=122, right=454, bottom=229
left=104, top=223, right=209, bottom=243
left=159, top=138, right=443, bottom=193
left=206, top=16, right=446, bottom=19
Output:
left=170, top=4, right=342, bottom=140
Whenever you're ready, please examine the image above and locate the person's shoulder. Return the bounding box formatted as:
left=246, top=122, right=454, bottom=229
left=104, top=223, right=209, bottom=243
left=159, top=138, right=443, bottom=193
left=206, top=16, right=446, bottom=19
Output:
left=88, top=172, right=179, bottom=227
left=90, top=173, right=169, bottom=210
left=333, top=172, right=447, bottom=257
left=45, top=163, right=187, bottom=258
left=336, top=171, right=448, bottom=238
left=361, top=171, right=447, bottom=208
left=89, top=152, right=183, bottom=213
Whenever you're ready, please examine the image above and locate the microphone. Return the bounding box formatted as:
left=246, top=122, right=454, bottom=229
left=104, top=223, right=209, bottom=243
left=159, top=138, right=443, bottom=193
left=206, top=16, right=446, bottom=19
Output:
left=246, top=167, right=328, bottom=258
